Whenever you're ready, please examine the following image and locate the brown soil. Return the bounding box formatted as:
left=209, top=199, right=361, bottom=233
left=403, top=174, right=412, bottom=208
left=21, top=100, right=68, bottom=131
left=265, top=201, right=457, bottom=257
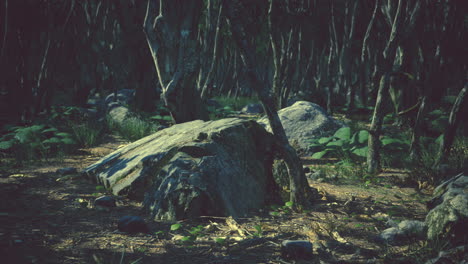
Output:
left=0, top=135, right=432, bottom=264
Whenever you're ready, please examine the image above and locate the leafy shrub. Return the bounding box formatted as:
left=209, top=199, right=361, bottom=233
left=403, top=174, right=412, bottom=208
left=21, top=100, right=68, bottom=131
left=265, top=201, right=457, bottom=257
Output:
left=308, top=127, right=369, bottom=160
left=424, top=109, right=449, bottom=135
left=380, top=133, right=412, bottom=168
left=0, top=124, right=76, bottom=163
left=49, top=106, right=87, bottom=126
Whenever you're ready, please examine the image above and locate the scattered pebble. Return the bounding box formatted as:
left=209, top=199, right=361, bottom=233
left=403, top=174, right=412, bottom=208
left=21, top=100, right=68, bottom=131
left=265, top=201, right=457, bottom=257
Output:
left=281, top=240, right=314, bottom=260
left=94, top=196, right=117, bottom=208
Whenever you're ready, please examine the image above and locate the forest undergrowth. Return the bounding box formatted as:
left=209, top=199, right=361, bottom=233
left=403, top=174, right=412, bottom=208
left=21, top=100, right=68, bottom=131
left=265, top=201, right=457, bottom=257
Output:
left=1, top=100, right=466, bottom=263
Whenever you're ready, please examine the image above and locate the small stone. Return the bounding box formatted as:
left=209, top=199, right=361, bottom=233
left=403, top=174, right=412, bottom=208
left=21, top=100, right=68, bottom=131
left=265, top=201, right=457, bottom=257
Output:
left=281, top=240, right=314, bottom=260
left=56, top=167, right=77, bottom=175
left=94, top=196, right=117, bottom=208
left=118, top=216, right=149, bottom=234
left=379, top=227, right=402, bottom=243
left=398, top=220, right=426, bottom=237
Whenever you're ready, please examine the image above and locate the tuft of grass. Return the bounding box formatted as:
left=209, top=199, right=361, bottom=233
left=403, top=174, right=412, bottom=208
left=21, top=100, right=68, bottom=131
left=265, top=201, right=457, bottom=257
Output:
left=72, top=121, right=105, bottom=148
left=212, top=96, right=259, bottom=111
left=107, top=116, right=159, bottom=142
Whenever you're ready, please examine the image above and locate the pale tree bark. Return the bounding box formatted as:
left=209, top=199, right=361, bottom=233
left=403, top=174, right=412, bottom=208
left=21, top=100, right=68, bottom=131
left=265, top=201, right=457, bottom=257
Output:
left=143, top=0, right=208, bottom=123
left=359, top=0, right=379, bottom=107
left=367, top=0, right=406, bottom=174
left=433, top=83, right=467, bottom=169
left=200, top=2, right=223, bottom=99
left=337, top=0, right=358, bottom=110
left=223, top=0, right=319, bottom=209
left=269, top=0, right=300, bottom=109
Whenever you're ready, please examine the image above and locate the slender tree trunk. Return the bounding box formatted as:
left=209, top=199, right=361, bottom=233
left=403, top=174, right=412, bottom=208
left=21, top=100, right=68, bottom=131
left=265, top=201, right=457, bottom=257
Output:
left=433, top=83, right=467, bottom=168
left=367, top=0, right=405, bottom=174
left=200, top=2, right=223, bottom=99
left=359, top=0, right=380, bottom=107
left=409, top=96, right=427, bottom=161
left=223, top=0, right=319, bottom=208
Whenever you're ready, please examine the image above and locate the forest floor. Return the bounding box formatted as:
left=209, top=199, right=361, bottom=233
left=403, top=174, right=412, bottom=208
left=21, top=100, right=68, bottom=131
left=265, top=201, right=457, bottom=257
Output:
left=0, top=134, right=434, bottom=264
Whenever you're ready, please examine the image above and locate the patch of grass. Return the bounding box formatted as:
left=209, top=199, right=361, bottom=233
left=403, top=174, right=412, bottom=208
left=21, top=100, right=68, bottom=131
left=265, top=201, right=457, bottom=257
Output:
left=317, top=161, right=377, bottom=186
left=107, top=116, right=159, bottom=142
left=212, top=96, right=259, bottom=111
left=72, top=121, right=105, bottom=148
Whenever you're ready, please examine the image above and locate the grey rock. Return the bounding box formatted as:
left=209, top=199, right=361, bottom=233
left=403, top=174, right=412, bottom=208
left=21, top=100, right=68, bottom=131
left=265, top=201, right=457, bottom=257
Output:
left=117, top=216, right=149, bottom=233
left=83, top=118, right=280, bottom=221
left=425, top=173, right=468, bottom=245
left=56, top=167, right=77, bottom=175
left=379, top=220, right=426, bottom=244
left=379, top=227, right=402, bottom=243
left=257, top=101, right=345, bottom=155
left=108, top=106, right=130, bottom=124
left=281, top=240, right=314, bottom=260
left=105, top=89, right=135, bottom=106
left=385, top=218, right=399, bottom=228
left=241, top=103, right=264, bottom=114
left=94, top=196, right=117, bottom=208
left=397, top=220, right=426, bottom=237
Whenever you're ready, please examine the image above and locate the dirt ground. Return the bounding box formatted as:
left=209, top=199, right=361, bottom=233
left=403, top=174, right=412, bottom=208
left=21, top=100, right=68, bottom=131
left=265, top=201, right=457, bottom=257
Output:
left=0, top=135, right=432, bottom=264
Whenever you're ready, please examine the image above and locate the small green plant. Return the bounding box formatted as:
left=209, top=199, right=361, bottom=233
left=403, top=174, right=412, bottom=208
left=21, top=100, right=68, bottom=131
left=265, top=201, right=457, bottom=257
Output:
left=134, top=247, right=148, bottom=254
left=269, top=201, right=294, bottom=216
left=214, top=237, right=226, bottom=244
left=309, top=127, right=369, bottom=160
left=95, top=185, right=106, bottom=193
left=170, top=223, right=206, bottom=244
left=252, top=224, right=263, bottom=237
left=170, top=223, right=182, bottom=231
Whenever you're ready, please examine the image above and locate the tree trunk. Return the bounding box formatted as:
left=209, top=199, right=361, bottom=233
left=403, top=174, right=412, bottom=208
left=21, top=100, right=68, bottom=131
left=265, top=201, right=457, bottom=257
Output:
left=143, top=0, right=208, bottom=123
left=223, top=0, right=319, bottom=209
left=359, top=0, right=380, bottom=107
left=367, top=0, right=405, bottom=174
left=409, top=96, right=427, bottom=161
left=433, top=83, right=467, bottom=168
